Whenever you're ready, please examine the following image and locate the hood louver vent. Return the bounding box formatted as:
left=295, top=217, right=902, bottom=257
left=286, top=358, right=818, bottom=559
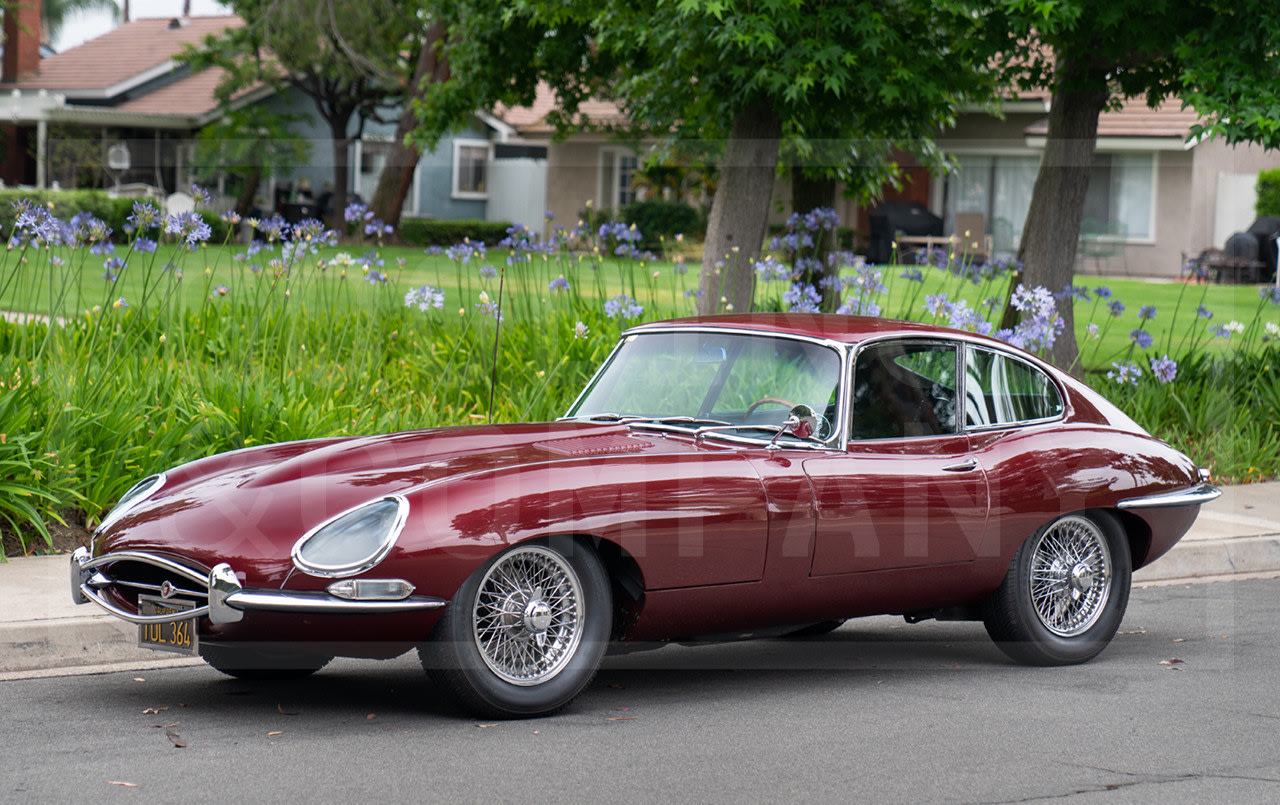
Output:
left=533, top=434, right=651, bottom=457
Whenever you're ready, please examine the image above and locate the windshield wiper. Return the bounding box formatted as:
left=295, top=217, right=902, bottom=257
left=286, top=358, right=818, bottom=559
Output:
left=643, top=416, right=733, bottom=427
left=563, top=413, right=648, bottom=423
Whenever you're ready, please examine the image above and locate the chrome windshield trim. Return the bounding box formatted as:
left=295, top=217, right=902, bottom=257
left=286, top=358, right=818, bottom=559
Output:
left=1117, top=483, right=1222, bottom=510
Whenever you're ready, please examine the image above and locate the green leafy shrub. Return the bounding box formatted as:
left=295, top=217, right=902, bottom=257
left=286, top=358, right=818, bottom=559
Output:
left=1257, top=167, right=1280, bottom=217
left=398, top=218, right=512, bottom=246
left=621, top=200, right=701, bottom=249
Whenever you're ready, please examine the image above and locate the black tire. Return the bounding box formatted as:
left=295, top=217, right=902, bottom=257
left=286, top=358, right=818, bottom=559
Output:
left=200, top=643, right=331, bottom=681
left=983, top=511, right=1131, bottom=666
left=421, top=539, right=612, bottom=719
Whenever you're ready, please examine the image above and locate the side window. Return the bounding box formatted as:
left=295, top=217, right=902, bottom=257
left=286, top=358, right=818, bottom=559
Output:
left=850, top=342, right=957, bottom=439
left=964, top=347, right=1063, bottom=427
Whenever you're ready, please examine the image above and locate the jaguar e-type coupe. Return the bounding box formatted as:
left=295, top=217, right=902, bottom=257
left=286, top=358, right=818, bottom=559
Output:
left=73, top=314, right=1219, bottom=717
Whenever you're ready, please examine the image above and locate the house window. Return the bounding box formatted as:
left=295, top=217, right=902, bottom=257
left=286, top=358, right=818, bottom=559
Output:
left=600, top=148, right=639, bottom=210
left=452, top=140, right=490, bottom=199
left=1083, top=152, right=1155, bottom=241
left=943, top=154, right=1040, bottom=254
left=943, top=150, right=1155, bottom=250
left=354, top=140, right=419, bottom=216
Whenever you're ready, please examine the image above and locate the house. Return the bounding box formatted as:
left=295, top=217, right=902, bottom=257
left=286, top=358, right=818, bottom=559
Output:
left=0, top=10, right=548, bottom=228
left=0, top=13, right=265, bottom=193
left=499, top=84, right=1280, bottom=279
left=931, top=95, right=1280, bottom=278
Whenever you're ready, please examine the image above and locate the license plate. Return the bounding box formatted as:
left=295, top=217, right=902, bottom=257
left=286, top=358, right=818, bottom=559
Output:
left=138, top=595, right=199, bottom=655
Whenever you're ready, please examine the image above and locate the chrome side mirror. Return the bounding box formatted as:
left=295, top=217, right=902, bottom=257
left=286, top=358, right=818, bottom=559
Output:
left=768, top=404, right=821, bottom=448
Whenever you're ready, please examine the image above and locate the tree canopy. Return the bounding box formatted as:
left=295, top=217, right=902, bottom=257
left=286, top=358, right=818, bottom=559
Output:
left=976, top=0, right=1280, bottom=370
left=183, top=0, right=425, bottom=222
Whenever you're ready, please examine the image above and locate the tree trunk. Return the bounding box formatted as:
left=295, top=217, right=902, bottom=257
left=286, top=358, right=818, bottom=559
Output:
left=790, top=167, right=839, bottom=310
left=329, top=120, right=353, bottom=229
left=1008, top=57, right=1109, bottom=373
left=696, top=104, right=782, bottom=315
left=235, top=165, right=262, bottom=218
left=370, top=23, right=449, bottom=229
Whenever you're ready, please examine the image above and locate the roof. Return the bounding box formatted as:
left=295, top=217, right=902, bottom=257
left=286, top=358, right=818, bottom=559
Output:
left=1025, top=98, right=1201, bottom=140
left=2, top=16, right=243, bottom=95
left=0, top=16, right=253, bottom=127
left=626, top=313, right=997, bottom=346
left=493, top=82, right=629, bottom=135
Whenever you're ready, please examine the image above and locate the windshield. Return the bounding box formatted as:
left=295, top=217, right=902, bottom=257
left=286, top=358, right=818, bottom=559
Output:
left=568, top=331, right=842, bottom=441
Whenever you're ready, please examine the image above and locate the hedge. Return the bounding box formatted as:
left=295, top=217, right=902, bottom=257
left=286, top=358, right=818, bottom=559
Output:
left=0, top=188, right=231, bottom=243
left=1257, top=168, right=1280, bottom=218
left=397, top=217, right=513, bottom=247
left=620, top=200, right=702, bottom=249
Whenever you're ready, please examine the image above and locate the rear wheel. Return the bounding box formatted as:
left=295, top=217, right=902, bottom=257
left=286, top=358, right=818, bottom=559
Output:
left=422, top=540, right=611, bottom=718
left=983, top=512, right=1131, bottom=666
left=200, top=644, right=331, bottom=681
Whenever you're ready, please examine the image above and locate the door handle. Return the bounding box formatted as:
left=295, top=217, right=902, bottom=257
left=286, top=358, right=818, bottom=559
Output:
left=942, top=458, right=979, bottom=472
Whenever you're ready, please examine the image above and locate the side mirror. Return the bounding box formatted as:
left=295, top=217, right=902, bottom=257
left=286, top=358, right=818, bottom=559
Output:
left=767, top=404, right=822, bottom=448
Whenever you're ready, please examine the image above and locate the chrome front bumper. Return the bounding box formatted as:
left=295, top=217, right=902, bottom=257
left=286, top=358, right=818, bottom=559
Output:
left=1117, top=482, right=1222, bottom=510
left=71, top=548, right=446, bottom=626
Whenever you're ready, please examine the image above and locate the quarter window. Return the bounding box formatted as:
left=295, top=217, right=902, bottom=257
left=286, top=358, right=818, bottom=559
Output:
left=964, top=347, right=1062, bottom=427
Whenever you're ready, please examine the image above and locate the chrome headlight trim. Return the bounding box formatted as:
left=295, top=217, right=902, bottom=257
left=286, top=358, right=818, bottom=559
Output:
left=95, top=473, right=167, bottom=535
left=290, top=496, right=409, bottom=578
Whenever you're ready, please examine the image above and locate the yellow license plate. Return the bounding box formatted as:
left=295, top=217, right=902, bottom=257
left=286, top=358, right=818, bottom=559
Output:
left=138, top=595, right=198, bottom=655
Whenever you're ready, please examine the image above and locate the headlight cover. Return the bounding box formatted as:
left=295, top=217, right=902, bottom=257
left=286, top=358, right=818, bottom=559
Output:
left=291, top=496, right=409, bottom=578
left=95, top=473, right=167, bottom=535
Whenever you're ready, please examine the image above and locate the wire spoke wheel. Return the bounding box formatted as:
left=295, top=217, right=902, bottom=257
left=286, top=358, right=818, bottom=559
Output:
left=983, top=511, right=1131, bottom=667
left=471, top=545, right=585, bottom=686
left=1027, top=515, right=1112, bottom=637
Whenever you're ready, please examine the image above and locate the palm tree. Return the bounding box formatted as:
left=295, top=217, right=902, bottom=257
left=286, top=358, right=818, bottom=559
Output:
left=41, top=0, right=123, bottom=45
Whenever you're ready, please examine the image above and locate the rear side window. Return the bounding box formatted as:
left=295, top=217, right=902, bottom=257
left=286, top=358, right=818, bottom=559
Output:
left=964, top=347, right=1063, bottom=427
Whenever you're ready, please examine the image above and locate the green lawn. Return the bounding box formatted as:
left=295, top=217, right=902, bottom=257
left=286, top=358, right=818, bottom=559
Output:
left=3, top=239, right=1276, bottom=373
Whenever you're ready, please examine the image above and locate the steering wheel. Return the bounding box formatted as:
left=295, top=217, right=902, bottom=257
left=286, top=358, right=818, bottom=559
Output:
left=743, top=397, right=798, bottom=419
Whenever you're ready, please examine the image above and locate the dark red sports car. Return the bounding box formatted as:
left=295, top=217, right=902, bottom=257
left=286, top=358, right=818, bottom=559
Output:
left=73, top=314, right=1218, bottom=717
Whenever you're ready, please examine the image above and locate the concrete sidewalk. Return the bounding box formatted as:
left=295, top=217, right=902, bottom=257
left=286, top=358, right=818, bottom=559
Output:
left=3, top=482, right=1279, bottom=678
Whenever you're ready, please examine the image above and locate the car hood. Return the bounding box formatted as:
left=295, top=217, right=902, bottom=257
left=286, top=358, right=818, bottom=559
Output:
left=93, top=421, right=681, bottom=575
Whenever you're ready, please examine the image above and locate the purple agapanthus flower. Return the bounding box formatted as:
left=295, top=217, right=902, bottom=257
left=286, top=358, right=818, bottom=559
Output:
left=1130, top=329, right=1154, bottom=349
left=1149, top=355, right=1177, bottom=383
left=604, top=294, right=644, bottom=320
left=404, top=285, right=445, bottom=311
left=1107, top=361, right=1141, bottom=386
left=783, top=282, right=821, bottom=313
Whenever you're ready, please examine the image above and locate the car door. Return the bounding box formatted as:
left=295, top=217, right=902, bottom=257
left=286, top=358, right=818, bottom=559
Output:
left=805, top=339, right=990, bottom=577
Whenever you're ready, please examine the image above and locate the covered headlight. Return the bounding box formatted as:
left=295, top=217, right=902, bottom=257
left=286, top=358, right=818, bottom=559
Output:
left=95, top=473, right=166, bottom=534
left=291, top=496, right=409, bottom=578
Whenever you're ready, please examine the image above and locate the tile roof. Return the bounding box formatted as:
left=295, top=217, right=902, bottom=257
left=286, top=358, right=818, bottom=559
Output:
left=0, top=15, right=243, bottom=94
left=493, top=82, right=629, bottom=134
left=1024, top=99, right=1202, bottom=139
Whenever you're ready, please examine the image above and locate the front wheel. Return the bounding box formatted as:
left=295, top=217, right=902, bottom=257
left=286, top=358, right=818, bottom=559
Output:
left=983, top=512, right=1131, bottom=666
left=421, top=540, right=612, bottom=718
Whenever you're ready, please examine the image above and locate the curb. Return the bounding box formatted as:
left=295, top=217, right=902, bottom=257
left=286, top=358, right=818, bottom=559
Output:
left=1133, top=533, right=1280, bottom=583
left=0, top=615, right=189, bottom=675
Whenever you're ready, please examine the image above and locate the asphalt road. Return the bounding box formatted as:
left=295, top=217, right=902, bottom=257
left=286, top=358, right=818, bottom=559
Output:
left=4, top=577, right=1279, bottom=803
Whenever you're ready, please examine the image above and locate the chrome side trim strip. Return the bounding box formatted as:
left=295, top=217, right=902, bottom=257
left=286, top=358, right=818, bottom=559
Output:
left=1117, top=483, right=1222, bottom=510
left=223, top=589, right=447, bottom=614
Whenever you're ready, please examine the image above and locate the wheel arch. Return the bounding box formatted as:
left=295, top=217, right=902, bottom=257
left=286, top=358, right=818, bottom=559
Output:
left=513, top=532, right=646, bottom=641
left=1099, top=507, right=1152, bottom=568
